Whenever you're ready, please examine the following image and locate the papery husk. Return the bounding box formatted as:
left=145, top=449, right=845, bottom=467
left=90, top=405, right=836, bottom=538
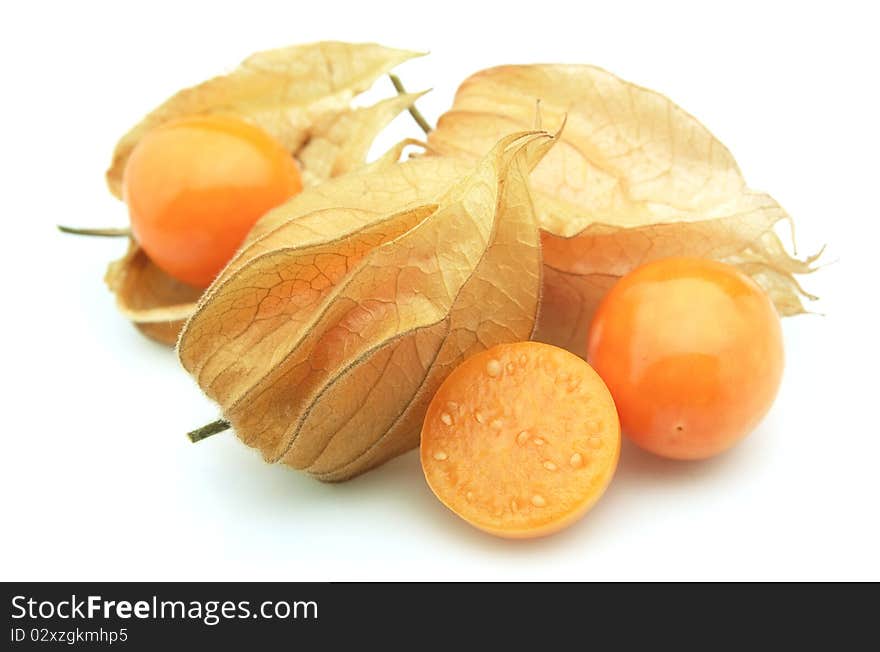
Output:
left=104, top=242, right=202, bottom=345
left=105, top=41, right=424, bottom=343
left=427, top=64, right=818, bottom=355
left=179, top=132, right=553, bottom=480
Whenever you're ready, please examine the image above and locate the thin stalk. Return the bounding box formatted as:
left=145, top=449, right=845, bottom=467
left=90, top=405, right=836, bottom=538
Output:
left=187, top=419, right=230, bottom=443
left=58, top=225, right=131, bottom=237
left=389, top=74, right=432, bottom=135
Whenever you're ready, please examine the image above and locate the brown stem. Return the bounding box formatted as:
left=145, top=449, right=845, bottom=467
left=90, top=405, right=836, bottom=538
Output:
left=389, top=74, right=432, bottom=135
left=187, top=419, right=230, bottom=443
left=58, top=225, right=131, bottom=237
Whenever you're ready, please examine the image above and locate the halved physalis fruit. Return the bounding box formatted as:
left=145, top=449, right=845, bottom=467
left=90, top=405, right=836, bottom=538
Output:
left=420, top=342, right=620, bottom=538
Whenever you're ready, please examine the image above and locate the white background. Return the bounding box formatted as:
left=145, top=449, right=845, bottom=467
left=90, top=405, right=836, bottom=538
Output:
left=1, top=0, right=878, bottom=581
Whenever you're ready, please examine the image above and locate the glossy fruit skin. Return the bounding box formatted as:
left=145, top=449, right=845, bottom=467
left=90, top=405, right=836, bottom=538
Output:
left=587, top=257, right=784, bottom=460
left=123, top=115, right=302, bottom=288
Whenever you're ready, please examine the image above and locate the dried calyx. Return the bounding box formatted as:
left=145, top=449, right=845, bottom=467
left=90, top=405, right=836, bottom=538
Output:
left=178, top=132, right=555, bottom=480
left=100, top=41, right=431, bottom=344
left=427, top=64, right=818, bottom=354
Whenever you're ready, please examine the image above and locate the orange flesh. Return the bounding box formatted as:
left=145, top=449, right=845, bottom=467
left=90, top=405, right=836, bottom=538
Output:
left=123, top=115, right=302, bottom=288
left=420, top=342, right=620, bottom=538
left=587, top=257, right=784, bottom=460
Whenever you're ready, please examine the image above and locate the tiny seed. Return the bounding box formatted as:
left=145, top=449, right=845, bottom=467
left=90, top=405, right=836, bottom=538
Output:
left=543, top=461, right=558, bottom=471
left=474, top=411, right=485, bottom=424
left=570, top=453, right=584, bottom=468
left=506, top=362, right=515, bottom=373
left=518, top=354, right=528, bottom=366
left=490, top=418, right=503, bottom=431
left=486, top=359, right=502, bottom=377
left=531, top=494, right=546, bottom=507
left=534, top=437, right=545, bottom=446
left=466, top=491, right=475, bottom=502
left=517, top=431, right=530, bottom=446
left=433, top=451, right=448, bottom=461
left=440, top=412, right=453, bottom=426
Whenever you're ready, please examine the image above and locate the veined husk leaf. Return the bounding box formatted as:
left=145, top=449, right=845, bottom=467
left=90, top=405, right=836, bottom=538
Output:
left=105, top=41, right=423, bottom=344
left=178, top=132, right=552, bottom=480
left=106, top=41, right=422, bottom=196
left=297, top=91, right=426, bottom=186
left=105, top=242, right=202, bottom=345
left=427, top=64, right=817, bottom=355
